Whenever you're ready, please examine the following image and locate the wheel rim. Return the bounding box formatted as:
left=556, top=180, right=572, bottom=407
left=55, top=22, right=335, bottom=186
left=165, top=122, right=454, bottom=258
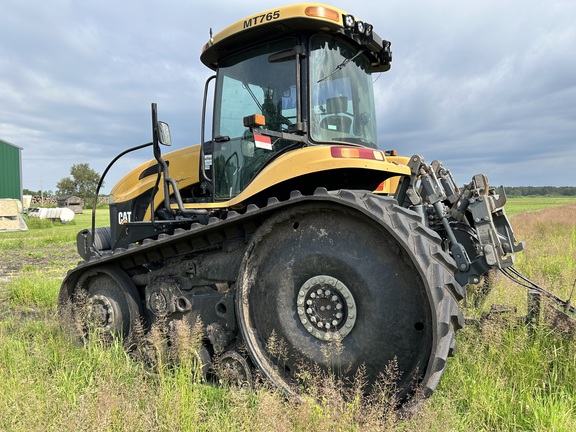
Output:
left=237, top=203, right=435, bottom=399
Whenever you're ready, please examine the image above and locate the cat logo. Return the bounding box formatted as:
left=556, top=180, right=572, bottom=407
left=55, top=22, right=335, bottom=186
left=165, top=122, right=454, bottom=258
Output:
left=118, top=211, right=132, bottom=224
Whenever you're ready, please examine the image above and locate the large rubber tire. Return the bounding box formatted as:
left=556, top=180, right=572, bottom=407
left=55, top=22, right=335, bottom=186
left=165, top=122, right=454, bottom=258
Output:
left=236, top=191, right=463, bottom=404
left=65, top=265, right=143, bottom=344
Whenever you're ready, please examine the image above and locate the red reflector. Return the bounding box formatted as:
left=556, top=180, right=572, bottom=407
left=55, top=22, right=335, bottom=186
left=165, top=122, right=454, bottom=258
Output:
left=330, top=146, right=385, bottom=160
left=254, top=134, right=272, bottom=150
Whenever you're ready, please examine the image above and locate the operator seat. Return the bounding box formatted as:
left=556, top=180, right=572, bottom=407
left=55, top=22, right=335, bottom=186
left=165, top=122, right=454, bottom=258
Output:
left=320, top=96, right=352, bottom=133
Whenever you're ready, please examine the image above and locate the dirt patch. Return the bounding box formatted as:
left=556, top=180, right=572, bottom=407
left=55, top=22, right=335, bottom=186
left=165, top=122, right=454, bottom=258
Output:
left=0, top=244, right=79, bottom=282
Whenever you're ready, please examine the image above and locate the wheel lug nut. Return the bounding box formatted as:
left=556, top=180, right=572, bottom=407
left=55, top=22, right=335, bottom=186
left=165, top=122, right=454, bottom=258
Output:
left=317, top=322, right=324, bottom=328
left=310, top=316, right=317, bottom=323
left=316, top=289, right=323, bottom=295
left=336, top=312, right=343, bottom=319
left=306, top=308, right=313, bottom=315
left=336, top=304, right=342, bottom=310
left=331, top=295, right=338, bottom=302
left=306, top=299, right=312, bottom=306
left=325, top=323, right=331, bottom=329
left=332, top=320, right=338, bottom=326
left=324, top=290, right=330, bottom=296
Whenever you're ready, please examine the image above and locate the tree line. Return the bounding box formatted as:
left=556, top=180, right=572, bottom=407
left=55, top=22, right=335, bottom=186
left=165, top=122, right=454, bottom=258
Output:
left=504, top=186, right=576, bottom=197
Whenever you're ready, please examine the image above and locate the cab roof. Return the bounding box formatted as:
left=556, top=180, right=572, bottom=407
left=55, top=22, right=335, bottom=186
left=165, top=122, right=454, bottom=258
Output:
left=200, top=3, right=391, bottom=72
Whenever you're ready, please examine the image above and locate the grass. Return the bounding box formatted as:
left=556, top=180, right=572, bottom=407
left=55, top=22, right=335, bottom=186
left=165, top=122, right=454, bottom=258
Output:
left=1, top=198, right=576, bottom=430
left=503, top=196, right=576, bottom=216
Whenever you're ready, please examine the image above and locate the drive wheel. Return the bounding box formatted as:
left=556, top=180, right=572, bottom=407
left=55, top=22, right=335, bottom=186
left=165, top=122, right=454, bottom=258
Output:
left=69, top=265, right=143, bottom=345
left=237, top=194, right=462, bottom=404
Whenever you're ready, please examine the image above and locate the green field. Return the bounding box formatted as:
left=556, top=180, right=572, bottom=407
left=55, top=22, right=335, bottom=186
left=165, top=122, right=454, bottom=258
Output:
left=504, top=196, right=576, bottom=216
left=1, top=197, right=575, bottom=431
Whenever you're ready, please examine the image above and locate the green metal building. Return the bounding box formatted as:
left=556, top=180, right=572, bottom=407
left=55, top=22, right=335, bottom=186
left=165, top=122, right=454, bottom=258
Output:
left=0, top=139, right=23, bottom=200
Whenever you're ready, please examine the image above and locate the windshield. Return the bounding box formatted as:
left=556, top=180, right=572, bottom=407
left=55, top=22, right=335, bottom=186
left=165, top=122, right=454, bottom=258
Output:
left=310, top=35, right=378, bottom=148
left=212, top=39, right=297, bottom=200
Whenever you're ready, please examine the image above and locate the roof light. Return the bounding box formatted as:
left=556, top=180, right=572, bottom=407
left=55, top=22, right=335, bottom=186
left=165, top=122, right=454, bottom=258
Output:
left=355, top=21, right=365, bottom=34
left=305, top=6, right=340, bottom=23
left=330, top=146, right=385, bottom=161
left=364, top=23, right=373, bottom=37
left=343, top=14, right=355, bottom=29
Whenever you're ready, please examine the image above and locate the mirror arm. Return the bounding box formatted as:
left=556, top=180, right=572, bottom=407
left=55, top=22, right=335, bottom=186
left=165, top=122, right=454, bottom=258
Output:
left=151, top=103, right=208, bottom=217
left=90, top=141, right=153, bottom=255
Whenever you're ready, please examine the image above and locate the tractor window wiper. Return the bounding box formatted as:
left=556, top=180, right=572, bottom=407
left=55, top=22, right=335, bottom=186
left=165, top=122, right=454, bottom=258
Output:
left=243, top=82, right=264, bottom=112
left=317, top=48, right=366, bottom=83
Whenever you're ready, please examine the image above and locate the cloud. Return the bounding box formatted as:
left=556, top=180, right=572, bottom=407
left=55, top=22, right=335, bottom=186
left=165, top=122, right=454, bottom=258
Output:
left=372, top=0, right=576, bottom=186
left=1, top=0, right=575, bottom=192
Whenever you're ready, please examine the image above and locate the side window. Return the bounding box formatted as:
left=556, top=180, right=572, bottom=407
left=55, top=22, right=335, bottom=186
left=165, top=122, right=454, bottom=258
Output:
left=212, top=38, right=298, bottom=200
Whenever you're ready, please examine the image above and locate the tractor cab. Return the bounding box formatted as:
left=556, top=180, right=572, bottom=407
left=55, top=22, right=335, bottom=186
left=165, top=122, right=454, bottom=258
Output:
left=200, top=4, right=392, bottom=201
left=104, top=4, right=404, bottom=250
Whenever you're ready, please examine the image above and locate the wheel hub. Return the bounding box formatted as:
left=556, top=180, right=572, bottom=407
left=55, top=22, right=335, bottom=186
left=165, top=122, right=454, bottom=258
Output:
left=88, top=294, right=115, bottom=329
left=297, top=275, right=357, bottom=341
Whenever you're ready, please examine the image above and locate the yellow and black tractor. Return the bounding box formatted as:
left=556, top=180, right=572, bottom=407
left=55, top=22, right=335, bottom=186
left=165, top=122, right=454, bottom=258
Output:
left=60, top=3, right=524, bottom=406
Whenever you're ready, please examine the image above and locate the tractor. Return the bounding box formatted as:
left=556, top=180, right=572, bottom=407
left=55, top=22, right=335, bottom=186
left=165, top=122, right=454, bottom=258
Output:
left=60, top=3, right=524, bottom=406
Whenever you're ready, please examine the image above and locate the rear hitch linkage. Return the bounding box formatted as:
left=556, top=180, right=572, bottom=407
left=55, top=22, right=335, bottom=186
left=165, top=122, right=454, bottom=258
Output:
left=396, top=155, right=525, bottom=286
left=396, top=155, right=576, bottom=326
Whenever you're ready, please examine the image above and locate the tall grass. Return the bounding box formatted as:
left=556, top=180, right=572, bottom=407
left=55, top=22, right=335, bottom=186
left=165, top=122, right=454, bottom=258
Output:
left=1, top=200, right=576, bottom=430
left=412, top=200, right=576, bottom=431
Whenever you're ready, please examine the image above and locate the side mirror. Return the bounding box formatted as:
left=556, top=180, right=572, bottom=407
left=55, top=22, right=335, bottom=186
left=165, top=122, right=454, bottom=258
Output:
left=157, top=121, right=172, bottom=146
left=151, top=102, right=172, bottom=147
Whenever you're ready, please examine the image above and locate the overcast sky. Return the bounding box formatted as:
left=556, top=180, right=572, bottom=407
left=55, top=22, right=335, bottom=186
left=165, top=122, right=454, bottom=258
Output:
left=2, top=0, right=575, bottom=194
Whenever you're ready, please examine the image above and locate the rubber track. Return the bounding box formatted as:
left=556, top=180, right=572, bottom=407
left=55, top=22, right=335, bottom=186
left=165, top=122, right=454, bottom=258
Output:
left=60, top=187, right=464, bottom=396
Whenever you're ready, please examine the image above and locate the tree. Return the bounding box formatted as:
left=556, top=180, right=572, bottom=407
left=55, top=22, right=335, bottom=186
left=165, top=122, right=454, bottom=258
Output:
left=56, top=163, right=102, bottom=201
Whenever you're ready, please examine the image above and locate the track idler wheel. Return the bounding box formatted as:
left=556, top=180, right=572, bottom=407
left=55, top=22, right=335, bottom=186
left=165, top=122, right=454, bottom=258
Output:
left=236, top=194, right=463, bottom=405
left=60, top=265, right=143, bottom=345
